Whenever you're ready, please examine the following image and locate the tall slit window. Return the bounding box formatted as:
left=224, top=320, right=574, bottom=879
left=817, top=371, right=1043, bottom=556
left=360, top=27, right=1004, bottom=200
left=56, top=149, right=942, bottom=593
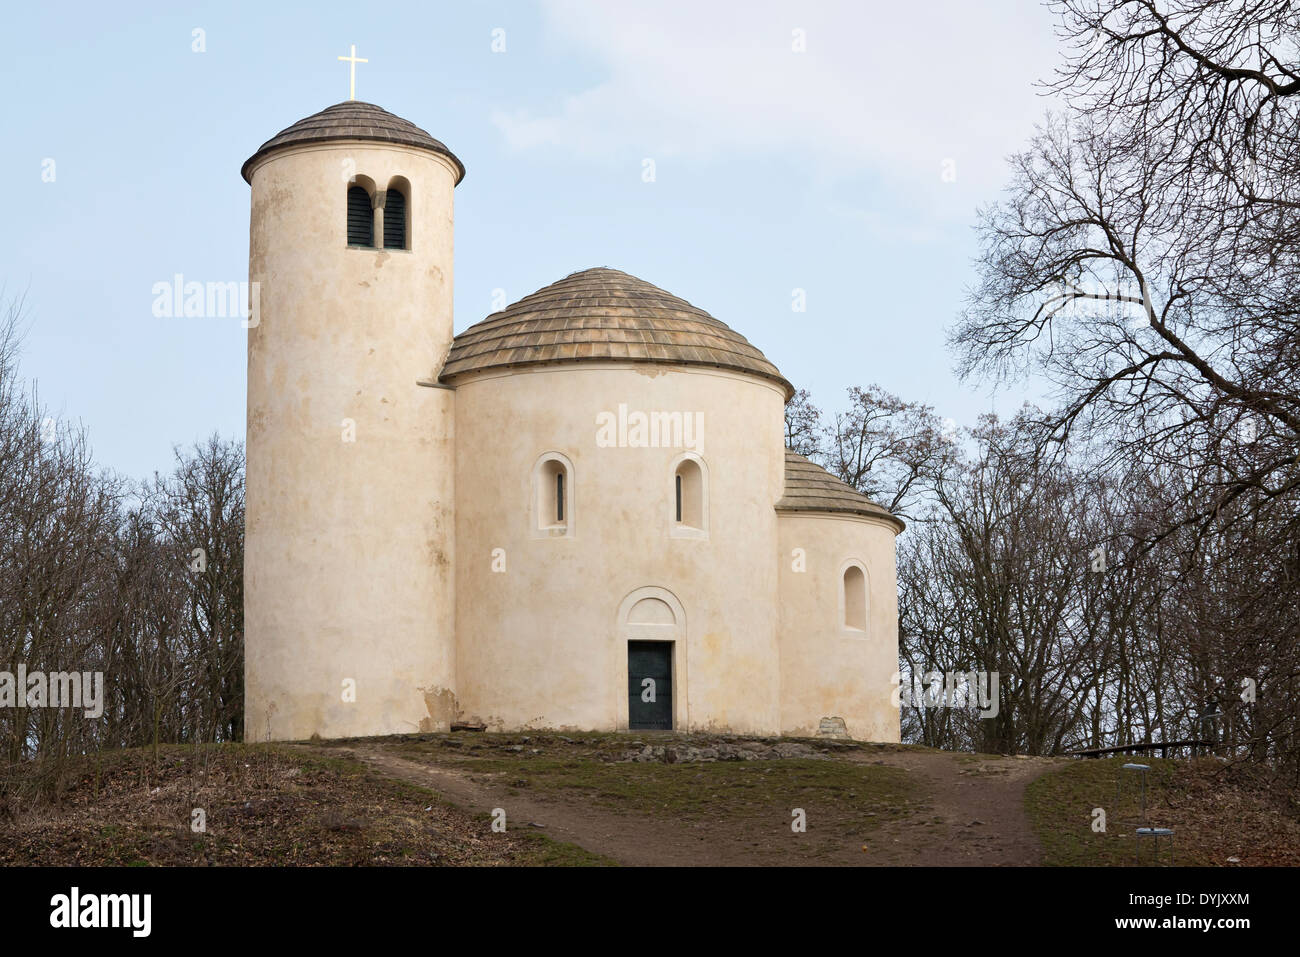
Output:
left=347, top=186, right=374, bottom=247
left=670, top=455, right=706, bottom=537
left=533, top=453, right=574, bottom=537
left=383, top=185, right=408, bottom=249
left=843, top=564, right=867, bottom=632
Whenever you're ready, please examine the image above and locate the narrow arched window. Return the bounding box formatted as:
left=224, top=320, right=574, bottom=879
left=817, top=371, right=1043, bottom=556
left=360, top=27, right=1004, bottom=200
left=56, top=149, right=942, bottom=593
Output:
left=533, top=453, right=574, bottom=537
left=383, top=185, right=408, bottom=249
left=347, top=186, right=374, bottom=247
left=671, top=456, right=706, bottom=536
left=842, top=564, right=867, bottom=631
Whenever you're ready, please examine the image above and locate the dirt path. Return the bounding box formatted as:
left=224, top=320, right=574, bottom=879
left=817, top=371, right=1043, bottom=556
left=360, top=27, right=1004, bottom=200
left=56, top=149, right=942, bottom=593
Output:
left=846, top=751, right=1068, bottom=865
left=309, top=743, right=1065, bottom=866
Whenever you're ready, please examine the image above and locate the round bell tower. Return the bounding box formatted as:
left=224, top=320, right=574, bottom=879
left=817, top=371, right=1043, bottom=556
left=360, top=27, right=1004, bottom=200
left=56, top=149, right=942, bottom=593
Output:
left=241, top=101, right=464, bottom=741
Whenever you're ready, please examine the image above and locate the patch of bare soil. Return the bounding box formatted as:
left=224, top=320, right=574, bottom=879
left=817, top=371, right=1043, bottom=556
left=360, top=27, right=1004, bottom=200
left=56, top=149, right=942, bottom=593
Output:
left=848, top=751, right=1069, bottom=865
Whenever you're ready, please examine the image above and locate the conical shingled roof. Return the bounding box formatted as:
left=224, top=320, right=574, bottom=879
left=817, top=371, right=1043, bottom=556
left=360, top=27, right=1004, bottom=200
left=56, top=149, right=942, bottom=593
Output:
left=438, top=268, right=794, bottom=398
left=241, top=101, right=465, bottom=184
left=777, top=451, right=905, bottom=532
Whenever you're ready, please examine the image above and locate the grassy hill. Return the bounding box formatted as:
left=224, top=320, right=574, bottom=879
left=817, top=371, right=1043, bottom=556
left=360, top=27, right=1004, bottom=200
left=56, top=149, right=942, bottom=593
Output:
left=4, top=734, right=1296, bottom=866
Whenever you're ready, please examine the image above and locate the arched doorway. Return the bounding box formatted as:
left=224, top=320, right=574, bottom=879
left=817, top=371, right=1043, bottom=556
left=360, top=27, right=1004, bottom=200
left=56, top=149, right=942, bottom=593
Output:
left=617, top=587, right=686, bottom=731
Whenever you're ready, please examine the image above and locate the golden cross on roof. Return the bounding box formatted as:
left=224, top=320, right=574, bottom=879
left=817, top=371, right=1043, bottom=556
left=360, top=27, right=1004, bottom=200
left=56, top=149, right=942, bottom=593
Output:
left=337, top=44, right=368, bottom=101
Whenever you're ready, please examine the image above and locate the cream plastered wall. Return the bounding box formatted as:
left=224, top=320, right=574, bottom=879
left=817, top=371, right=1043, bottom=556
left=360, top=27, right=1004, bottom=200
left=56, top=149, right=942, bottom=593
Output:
left=451, top=363, right=786, bottom=735
left=244, top=141, right=459, bottom=741
left=776, top=512, right=901, bottom=742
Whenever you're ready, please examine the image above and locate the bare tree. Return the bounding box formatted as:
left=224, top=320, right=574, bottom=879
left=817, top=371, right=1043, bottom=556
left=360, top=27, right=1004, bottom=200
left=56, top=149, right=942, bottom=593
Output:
left=145, top=435, right=245, bottom=744
left=944, top=1, right=1300, bottom=774
left=952, top=0, right=1300, bottom=542
left=784, top=389, right=826, bottom=458
left=0, top=293, right=247, bottom=805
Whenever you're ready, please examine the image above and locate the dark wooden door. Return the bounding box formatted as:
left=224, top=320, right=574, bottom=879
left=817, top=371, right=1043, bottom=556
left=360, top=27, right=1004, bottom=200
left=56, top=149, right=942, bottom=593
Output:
left=628, top=641, right=673, bottom=730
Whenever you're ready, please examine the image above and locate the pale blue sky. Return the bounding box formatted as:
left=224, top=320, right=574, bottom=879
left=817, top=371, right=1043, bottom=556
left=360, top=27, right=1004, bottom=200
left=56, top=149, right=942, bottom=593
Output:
left=3, top=0, right=1061, bottom=479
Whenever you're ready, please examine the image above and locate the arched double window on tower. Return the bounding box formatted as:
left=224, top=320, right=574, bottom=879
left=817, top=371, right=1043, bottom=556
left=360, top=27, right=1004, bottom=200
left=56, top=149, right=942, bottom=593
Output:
left=346, top=176, right=411, bottom=250
left=670, top=453, right=708, bottom=539
left=532, top=452, right=574, bottom=538
left=841, top=561, right=868, bottom=634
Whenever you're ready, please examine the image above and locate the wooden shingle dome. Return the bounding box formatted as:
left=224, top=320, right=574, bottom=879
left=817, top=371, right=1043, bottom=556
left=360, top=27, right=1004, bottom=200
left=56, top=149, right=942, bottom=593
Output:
left=241, top=101, right=465, bottom=184
left=777, top=451, right=905, bottom=531
left=438, top=268, right=794, bottom=398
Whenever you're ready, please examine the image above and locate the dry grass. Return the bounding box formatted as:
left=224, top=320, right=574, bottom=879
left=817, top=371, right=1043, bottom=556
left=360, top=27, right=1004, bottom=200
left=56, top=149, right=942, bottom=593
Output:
left=1026, top=755, right=1300, bottom=866
left=0, top=742, right=610, bottom=866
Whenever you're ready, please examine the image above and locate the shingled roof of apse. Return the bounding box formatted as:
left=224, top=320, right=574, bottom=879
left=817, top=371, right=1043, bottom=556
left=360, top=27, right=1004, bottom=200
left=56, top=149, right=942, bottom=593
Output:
left=241, top=101, right=465, bottom=184
left=777, top=451, right=905, bottom=531
left=438, top=268, right=794, bottom=398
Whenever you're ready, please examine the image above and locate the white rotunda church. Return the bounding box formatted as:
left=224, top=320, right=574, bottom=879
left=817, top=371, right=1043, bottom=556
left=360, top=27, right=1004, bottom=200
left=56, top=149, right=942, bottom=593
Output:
left=240, top=101, right=904, bottom=743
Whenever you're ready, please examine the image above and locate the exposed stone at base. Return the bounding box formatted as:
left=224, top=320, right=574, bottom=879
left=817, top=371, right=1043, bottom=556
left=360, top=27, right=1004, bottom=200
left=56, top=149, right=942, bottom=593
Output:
left=620, top=740, right=831, bottom=763
left=419, top=687, right=458, bottom=733
left=817, top=716, right=850, bottom=739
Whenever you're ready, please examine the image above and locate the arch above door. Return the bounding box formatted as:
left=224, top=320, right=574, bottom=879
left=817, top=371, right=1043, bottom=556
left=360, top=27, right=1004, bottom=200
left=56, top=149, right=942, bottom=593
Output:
left=616, top=586, right=686, bottom=636
left=616, top=586, right=687, bottom=731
